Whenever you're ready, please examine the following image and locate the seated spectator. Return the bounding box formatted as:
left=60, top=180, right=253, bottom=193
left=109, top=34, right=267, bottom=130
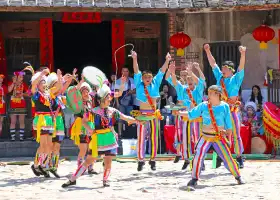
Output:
left=247, top=85, right=263, bottom=112
left=242, top=102, right=262, bottom=137
left=158, top=84, right=174, bottom=124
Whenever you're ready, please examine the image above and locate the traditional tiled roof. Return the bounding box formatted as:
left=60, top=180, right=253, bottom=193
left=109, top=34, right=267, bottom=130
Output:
left=0, top=0, right=278, bottom=8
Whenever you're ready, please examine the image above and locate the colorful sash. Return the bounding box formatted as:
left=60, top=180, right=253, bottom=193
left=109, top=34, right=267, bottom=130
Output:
left=186, top=87, right=197, bottom=107
left=220, top=78, right=241, bottom=112
left=144, top=86, right=163, bottom=120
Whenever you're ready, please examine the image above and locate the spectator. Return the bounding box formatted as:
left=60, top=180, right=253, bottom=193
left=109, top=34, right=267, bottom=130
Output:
left=242, top=102, right=262, bottom=137
left=110, top=74, right=116, bottom=92
left=115, top=68, right=135, bottom=135
left=158, top=84, right=174, bottom=124
left=247, top=85, right=263, bottom=112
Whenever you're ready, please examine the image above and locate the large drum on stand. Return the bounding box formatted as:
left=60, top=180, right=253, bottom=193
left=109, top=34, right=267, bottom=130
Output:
left=251, top=135, right=273, bottom=154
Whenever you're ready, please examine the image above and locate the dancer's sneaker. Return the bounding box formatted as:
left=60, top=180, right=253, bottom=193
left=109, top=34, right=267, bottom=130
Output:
left=38, top=165, right=50, bottom=178
left=137, top=161, right=145, bottom=171
left=235, top=176, right=245, bottom=185
left=186, top=178, right=198, bottom=191
left=149, top=160, right=156, bottom=171
left=103, top=180, right=110, bottom=187
left=49, top=167, right=60, bottom=178
left=31, top=164, right=41, bottom=176
left=62, top=180, right=76, bottom=188
left=182, top=160, right=190, bottom=170
left=10, top=135, right=15, bottom=141
left=174, top=155, right=181, bottom=163
left=236, top=156, right=244, bottom=169
left=88, top=169, right=98, bottom=175
left=19, top=135, right=24, bottom=141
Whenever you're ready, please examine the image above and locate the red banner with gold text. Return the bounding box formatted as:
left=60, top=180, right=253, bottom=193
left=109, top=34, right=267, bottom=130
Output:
left=62, top=12, right=101, bottom=23
left=0, top=32, right=7, bottom=84
left=111, top=19, right=125, bottom=76
left=40, top=18, right=54, bottom=72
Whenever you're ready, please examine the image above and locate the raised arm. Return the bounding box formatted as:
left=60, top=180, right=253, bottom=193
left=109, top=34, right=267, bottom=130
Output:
left=131, top=51, right=139, bottom=74
left=31, top=69, right=49, bottom=94
left=50, top=69, right=63, bottom=96
left=193, top=62, right=205, bottom=80
left=160, top=53, right=171, bottom=73
left=168, top=61, right=178, bottom=86
left=238, top=46, right=246, bottom=71
left=204, top=44, right=217, bottom=68
left=61, top=68, right=77, bottom=94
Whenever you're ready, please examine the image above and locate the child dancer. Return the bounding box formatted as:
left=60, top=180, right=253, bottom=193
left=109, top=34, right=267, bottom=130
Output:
left=62, top=82, right=137, bottom=188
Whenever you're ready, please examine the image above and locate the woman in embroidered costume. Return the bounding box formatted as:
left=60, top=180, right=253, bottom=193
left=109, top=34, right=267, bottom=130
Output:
left=0, top=74, right=7, bottom=136
left=131, top=51, right=170, bottom=171
left=242, top=102, right=262, bottom=137
left=30, top=69, right=61, bottom=178
left=8, top=70, right=29, bottom=141
left=177, top=85, right=245, bottom=191
left=44, top=70, right=66, bottom=178
left=204, top=44, right=246, bottom=168
left=70, top=77, right=97, bottom=175
left=62, top=82, right=137, bottom=188
left=166, top=61, right=206, bottom=170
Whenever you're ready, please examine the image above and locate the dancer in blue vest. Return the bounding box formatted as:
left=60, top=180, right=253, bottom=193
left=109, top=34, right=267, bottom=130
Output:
left=204, top=44, right=246, bottom=168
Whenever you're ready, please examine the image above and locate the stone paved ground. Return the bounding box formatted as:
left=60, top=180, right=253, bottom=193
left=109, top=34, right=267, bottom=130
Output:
left=0, top=159, right=280, bottom=200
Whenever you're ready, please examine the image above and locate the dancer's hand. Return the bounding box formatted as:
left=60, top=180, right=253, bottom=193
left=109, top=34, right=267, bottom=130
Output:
left=169, top=61, right=176, bottom=73
left=192, top=62, right=200, bottom=69
left=239, top=46, right=246, bottom=54
left=12, top=76, right=17, bottom=83
left=57, top=69, right=62, bottom=77
left=204, top=44, right=210, bottom=51
left=42, top=68, right=50, bottom=75
left=131, top=51, right=137, bottom=59
left=166, top=52, right=171, bottom=62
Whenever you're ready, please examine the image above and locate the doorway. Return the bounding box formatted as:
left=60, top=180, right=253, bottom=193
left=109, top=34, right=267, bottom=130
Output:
left=53, top=21, right=112, bottom=77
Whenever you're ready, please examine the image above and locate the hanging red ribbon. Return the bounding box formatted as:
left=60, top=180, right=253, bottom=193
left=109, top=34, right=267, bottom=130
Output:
left=0, top=33, right=7, bottom=84
left=40, top=18, right=54, bottom=72
left=111, top=19, right=125, bottom=76
left=62, top=12, right=101, bottom=23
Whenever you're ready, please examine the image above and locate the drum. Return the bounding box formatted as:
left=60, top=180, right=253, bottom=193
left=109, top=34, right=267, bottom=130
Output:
left=82, top=66, right=107, bottom=88
left=251, top=136, right=267, bottom=154
left=66, top=86, right=83, bottom=114
left=263, top=102, right=280, bottom=148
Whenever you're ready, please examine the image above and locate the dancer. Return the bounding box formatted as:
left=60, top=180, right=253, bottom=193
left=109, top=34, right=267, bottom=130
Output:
left=70, top=77, right=97, bottom=175
left=0, top=74, right=7, bottom=136
left=131, top=51, right=170, bottom=171
left=204, top=44, right=246, bottom=168
left=167, top=61, right=206, bottom=170
left=45, top=71, right=64, bottom=178
left=177, top=85, right=245, bottom=191
left=31, top=68, right=57, bottom=177
left=62, top=83, right=137, bottom=188
left=8, top=70, right=29, bottom=141
left=165, top=62, right=188, bottom=165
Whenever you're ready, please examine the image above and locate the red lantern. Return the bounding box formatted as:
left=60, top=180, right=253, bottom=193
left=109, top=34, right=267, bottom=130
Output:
left=252, top=25, right=275, bottom=49
left=170, top=32, right=191, bottom=56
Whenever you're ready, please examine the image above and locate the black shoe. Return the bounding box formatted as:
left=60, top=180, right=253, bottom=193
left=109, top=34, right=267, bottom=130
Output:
left=201, top=162, right=205, bottom=171
left=88, top=169, right=98, bottom=175
left=149, top=160, right=156, bottom=171
left=236, top=156, right=244, bottom=169
left=62, top=180, right=76, bottom=188
left=174, top=156, right=181, bottom=163
left=216, top=156, right=223, bottom=168
left=187, top=179, right=198, bottom=191
left=49, top=167, right=60, bottom=178
left=38, top=165, right=50, bottom=178
left=103, top=180, right=110, bottom=187
left=137, top=161, right=145, bottom=172
left=182, top=160, right=190, bottom=170
left=235, top=176, right=245, bottom=185
left=31, top=164, right=41, bottom=176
